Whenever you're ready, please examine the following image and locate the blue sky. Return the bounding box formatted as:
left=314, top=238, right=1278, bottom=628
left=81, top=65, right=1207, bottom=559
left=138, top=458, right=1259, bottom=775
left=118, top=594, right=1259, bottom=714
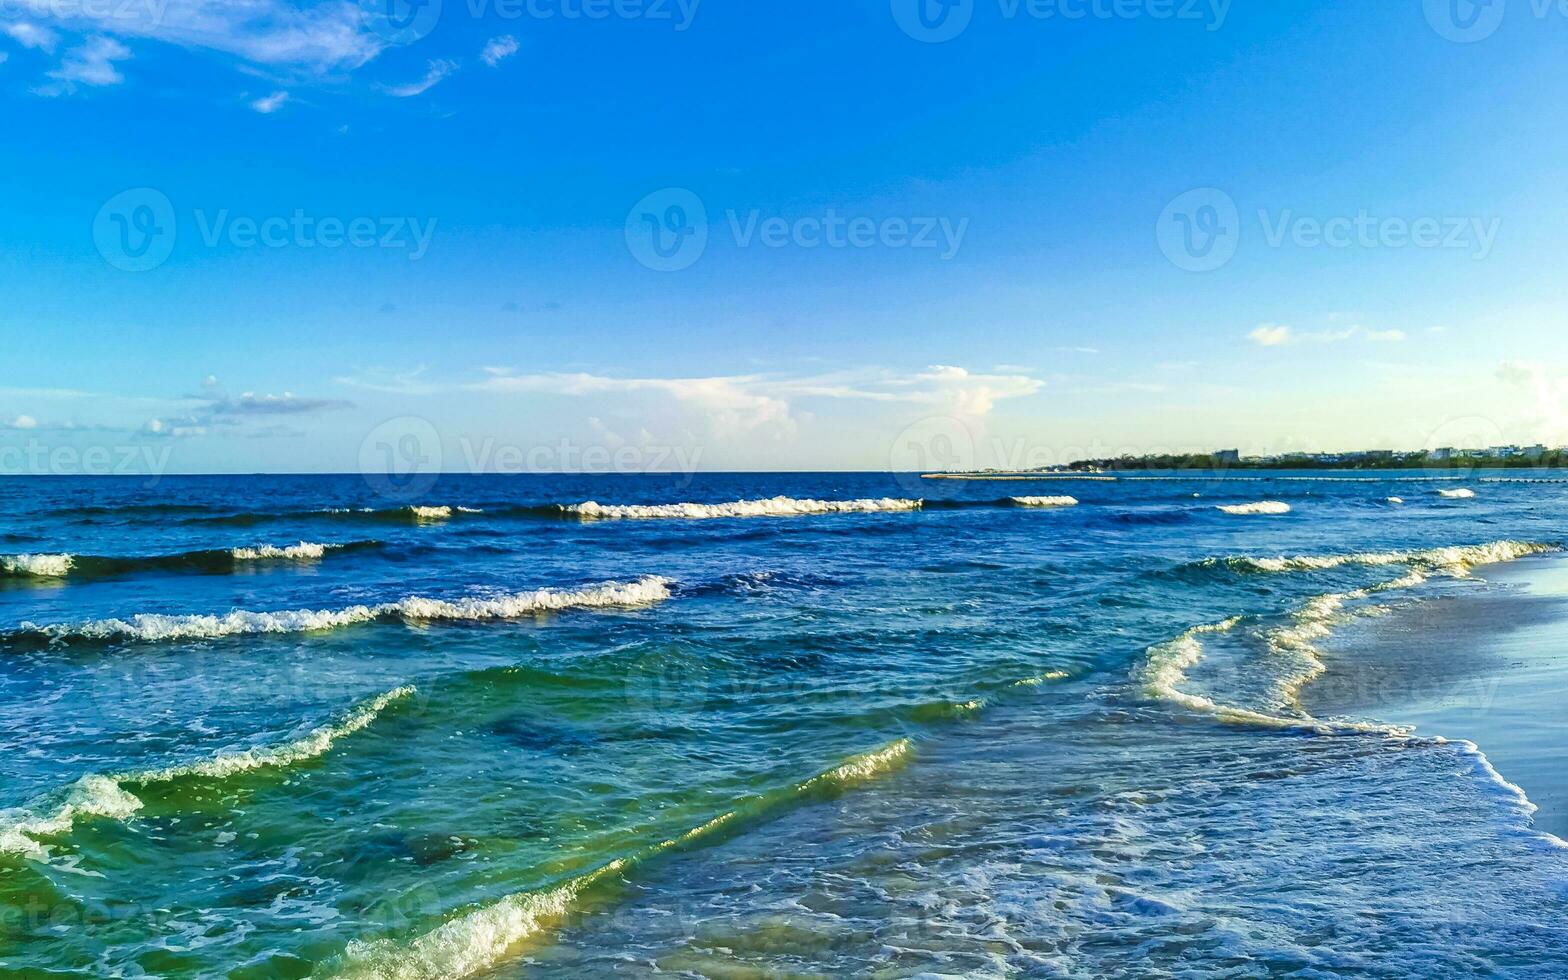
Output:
left=3, top=0, right=1567, bottom=473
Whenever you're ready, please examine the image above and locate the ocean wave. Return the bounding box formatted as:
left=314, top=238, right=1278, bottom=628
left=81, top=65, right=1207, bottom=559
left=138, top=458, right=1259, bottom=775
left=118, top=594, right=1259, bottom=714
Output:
left=1436, top=738, right=1568, bottom=851
left=0, top=686, right=414, bottom=861
left=12, top=576, right=673, bottom=646
left=0, top=554, right=74, bottom=578
left=1210, top=540, right=1555, bottom=575
left=325, top=738, right=912, bottom=980
left=1439, top=488, right=1477, bottom=499
left=1010, top=496, right=1079, bottom=508
left=1216, top=501, right=1292, bottom=515
left=563, top=496, right=924, bottom=520
left=1135, top=539, right=1551, bottom=736
left=229, top=542, right=338, bottom=561
left=193, top=505, right=483, bottom=527
left=0, top=541, right=379, bottom=582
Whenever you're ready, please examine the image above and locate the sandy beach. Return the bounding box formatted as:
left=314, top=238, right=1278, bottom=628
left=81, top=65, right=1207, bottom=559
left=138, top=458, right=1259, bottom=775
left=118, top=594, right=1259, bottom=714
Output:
left=1302, top=554, right=1568, bottom=840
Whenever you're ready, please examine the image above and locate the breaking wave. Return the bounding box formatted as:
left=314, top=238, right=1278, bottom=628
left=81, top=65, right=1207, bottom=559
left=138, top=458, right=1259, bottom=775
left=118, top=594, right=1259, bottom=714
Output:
left=1009, top=496, right=1079, bottom=508
left=0, top=554, right=74, bottom=578
left=324, top=738, right=913, bottom=980
left=1216, top=501, right=1292, bottom=515
left=11, top=576, right=673, bottom=646
left=562, top=496, right=924, bottom=520
left=1205, top=540, right=1555, bottom=576
left=0, top=541, right=380, bottom=581
left=0, top=686, right=414, bottom=861
left=1138, top=539, right=1552, bottom=735
left=1439, top=488, right=1477, bottom=499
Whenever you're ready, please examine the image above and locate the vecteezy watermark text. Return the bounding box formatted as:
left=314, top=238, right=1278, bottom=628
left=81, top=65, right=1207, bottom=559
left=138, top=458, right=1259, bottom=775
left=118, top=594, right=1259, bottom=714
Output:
left=1156, top=188, right=1501, bottom=271
left=463, top=0, right=700, bottom=28
left=892, top=0, right=1230, bottom=42
left=625, top=188, right=968, bottom=272
left=93, top=188, right=438, bottom=271
left=0, top=440, right=172, bottom=479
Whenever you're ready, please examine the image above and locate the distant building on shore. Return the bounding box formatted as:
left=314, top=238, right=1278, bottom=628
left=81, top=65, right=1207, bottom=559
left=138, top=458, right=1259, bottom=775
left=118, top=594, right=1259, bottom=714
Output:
left=1214, top=449, right=1240, bottom=464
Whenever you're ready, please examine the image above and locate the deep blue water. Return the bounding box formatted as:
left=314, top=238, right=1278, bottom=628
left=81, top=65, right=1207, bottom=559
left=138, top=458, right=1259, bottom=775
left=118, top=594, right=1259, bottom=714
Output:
left=1, top=472, right=1566, bottom=977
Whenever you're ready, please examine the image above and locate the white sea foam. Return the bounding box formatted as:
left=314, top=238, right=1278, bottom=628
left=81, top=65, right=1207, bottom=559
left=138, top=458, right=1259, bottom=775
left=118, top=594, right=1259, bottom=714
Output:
left=230, top=542, right=338, bottom=561
left=1386, top=496, right=1404, bottom=504
left=0, top=554, right=75, bottom=577
left=19, top=576, right=673, bottom=644
left=1139, top=538, right=1554, bottom=736
left=1011, top=496, right=1079, bottom=508
left=1215, top=501, right=1291, bottom=515
left=0, top=686, right=414, bottom=860
left=565, top=496, right=923, bottom=520
left=1439, top=488, right=1477, bottom=499
left=1221, top=540, right=1554, bottom=575
left=1434, top=737, right=1568, bottom=851
left=408, top=506, right=453, bottom=519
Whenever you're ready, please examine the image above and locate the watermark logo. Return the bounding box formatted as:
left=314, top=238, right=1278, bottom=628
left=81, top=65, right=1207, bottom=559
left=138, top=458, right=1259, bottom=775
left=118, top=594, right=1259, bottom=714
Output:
left=93, top=188, right=177, bottom=273
left=1423, top=0, right=1507, bottom=42
left=1156, top=187, right=1240, bottom=272
left=1157, top=189, right=1501, bottom=270
left=359, top=0, right=444, bottom=44
left=626, top=187, right=709, bottom=272
left=463, top=0, right=702, bottom=30
left=93, top=191, right=438, bottom=267
left=626, top=189, right=969, bottom=270
left=891, top=0, right=975, bottom=42
left=893, top=0, right=1229, bottom=40
left=889, top=416, right=977, bottom=493
left=359, top=416, right=443, bottom=501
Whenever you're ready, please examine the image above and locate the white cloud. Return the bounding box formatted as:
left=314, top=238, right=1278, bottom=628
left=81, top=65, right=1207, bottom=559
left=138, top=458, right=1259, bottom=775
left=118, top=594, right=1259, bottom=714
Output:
left=3, top=22, right=58, bottom=52
left=1248, top=323, right=1392, bottom=346
left=38, top=35, right=130, bottom=93
left=250, top=90, right=289, bottom=113
left=335, top=366, right=439, bottom=395
left=386, top=59, right=458, bottom=98
left=472, top=364, right=1046, bottom=439
left=1496, top=360, right=1568, bottom=444
left=12, top=415, right=38, bottom=430
left=481, top=35, right=518, bottom=67
left=476, top=371, right=797, bottom=439
left=10, top=0, right=383, bottom=73
left=1248, top=323, right=1294, bottom=346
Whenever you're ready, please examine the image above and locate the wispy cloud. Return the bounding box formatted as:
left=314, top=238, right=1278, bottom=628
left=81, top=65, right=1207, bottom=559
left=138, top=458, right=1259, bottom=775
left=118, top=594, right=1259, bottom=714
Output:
left=3, top=22, right=59, bottom=52
left=471, top=364, right=1046, bottom=439
left=250, top=89, right=289, bottom=113
left=1247, top=322, right=1401, bottom=346
left=207, top=392, right=353, bottom=416
left=386, top=59, right=458, bottom=98
left=37, top=36, right=130, bottom=94
left=1247, top=323, right=1294, bottom=346
left=481, top=35, right=518, bottom=67
left=335, top=366, right=439, bottom=396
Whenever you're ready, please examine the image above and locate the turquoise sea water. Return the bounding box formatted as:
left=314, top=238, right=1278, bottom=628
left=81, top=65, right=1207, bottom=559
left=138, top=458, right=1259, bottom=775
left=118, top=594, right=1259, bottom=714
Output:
left=1, top=472, right=1565, bottom=977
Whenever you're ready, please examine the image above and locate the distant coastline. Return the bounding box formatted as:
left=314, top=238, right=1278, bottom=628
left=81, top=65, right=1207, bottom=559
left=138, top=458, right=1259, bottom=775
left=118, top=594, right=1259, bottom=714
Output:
left=935, top=447, right=1568, bottom=476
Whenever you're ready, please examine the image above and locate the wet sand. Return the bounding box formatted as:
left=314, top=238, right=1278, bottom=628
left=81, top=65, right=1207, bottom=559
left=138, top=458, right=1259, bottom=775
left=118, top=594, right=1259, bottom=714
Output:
left=1302, top=555, right=1568, bottom=839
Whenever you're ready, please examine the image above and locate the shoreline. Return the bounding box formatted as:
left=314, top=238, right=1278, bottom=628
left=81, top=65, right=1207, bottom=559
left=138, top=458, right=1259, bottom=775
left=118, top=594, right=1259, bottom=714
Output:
left=1300, top=554, right=1568, bottom=840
